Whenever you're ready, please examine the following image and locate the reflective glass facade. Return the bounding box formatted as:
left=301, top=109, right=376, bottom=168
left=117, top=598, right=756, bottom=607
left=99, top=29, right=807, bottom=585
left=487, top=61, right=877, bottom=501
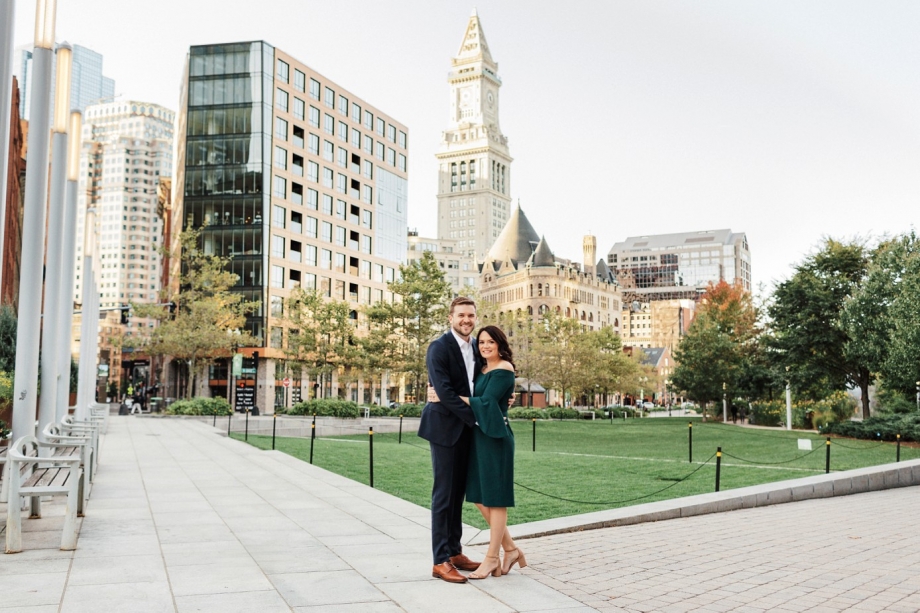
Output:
left=183, top=42, right=274, bottom=340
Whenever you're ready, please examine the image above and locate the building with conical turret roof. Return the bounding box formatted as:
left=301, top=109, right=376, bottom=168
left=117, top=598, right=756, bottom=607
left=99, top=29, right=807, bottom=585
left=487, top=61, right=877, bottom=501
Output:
left=479, top=204, right=621, bottom=333
left=436, top=9, right=513, bottom=263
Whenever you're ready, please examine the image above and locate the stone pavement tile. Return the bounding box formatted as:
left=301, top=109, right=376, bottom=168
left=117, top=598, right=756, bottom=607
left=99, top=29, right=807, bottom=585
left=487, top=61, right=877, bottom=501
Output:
left=0, top=606, right=59, bottom=612
left=460, top=571, right=590, bottom=612
left=160, top=540, right=252, bottom=567
left=151, top=510, right=225, bottom=527
left=78, top=518, right=157, bottom=538
left=292, top=602, right=406, bottom=612
left=59, top=581, right=174, bottom=613
left=0, top=571, right=67, bottom=608
left=315, top=532, right=398, bottom=548
left=155, top=523, right=238, bottom=544
left=232, top=528, right=322, bottom=549
left=269, top=569, right=388, bottom=607
left=72, top=534, right=162, bottom=558
left=376, top=579, right=515, bottom=612
left=166, top=561, right=274, bottom=597
left=175, top=589, right=292, bottom=613
left=211, top=502, right=285, bottom=519
left=0, top=554, right=71, bottom=575
left=67, top=554, right=167, bottom=586
left=247, top=543, right=350, bottom=574
left=147, top=500, right=213, bottom=514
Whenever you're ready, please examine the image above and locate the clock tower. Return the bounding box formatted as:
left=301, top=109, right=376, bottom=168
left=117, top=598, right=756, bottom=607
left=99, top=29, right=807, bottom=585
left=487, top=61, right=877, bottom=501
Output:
left=436, top=9, right=513, bottom=263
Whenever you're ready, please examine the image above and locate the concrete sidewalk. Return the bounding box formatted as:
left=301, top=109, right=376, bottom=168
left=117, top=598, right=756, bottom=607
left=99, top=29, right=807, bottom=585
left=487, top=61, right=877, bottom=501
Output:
left=2, top=416, right=918, bottom=612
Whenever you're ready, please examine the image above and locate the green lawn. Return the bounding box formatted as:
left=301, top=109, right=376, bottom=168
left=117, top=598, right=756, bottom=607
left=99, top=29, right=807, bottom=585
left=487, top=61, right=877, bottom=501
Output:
left=231, top=418, right=917, bottom=529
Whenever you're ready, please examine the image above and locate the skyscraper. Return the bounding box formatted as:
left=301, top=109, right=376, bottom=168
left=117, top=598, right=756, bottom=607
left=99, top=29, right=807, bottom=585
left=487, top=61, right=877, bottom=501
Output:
left=175, top=41, right=409, bottom=407
left=436, top=9, right=512, bottom=263
left=14, top=43, right=116, bottom=120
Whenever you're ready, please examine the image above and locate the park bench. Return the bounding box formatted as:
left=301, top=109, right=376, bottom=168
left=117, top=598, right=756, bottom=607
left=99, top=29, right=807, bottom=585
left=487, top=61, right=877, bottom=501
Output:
left=43, top=422, right=96, bottom=485
left=5, top=435, right=84, bottom=553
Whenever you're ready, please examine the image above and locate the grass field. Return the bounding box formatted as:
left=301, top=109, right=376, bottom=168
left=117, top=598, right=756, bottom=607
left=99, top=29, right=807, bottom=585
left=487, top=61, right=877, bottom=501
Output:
left=232, top=418, right=917, bottom=529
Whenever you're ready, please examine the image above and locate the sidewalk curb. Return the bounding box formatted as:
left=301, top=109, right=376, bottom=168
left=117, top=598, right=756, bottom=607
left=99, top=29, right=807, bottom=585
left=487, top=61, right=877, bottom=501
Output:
left=468, top=459, right=920, bottom=545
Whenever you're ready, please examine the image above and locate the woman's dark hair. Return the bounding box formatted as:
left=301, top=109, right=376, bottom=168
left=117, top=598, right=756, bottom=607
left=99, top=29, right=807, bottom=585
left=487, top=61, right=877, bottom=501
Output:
left=477, top=325, right=515, bottom=370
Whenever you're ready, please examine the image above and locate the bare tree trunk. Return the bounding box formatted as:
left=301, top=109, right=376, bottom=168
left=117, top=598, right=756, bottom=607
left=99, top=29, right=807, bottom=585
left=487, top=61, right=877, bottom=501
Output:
left=859, top=375, right=871, bottom=420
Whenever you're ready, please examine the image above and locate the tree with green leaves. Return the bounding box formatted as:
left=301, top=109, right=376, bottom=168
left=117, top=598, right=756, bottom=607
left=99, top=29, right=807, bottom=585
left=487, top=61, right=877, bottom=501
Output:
left=131, top=229, right=258, bottom=398
left=672, top=280, right=757, bottom=408
left=769, top=239, right=872, bottom=417
left=532, top=310, right=596, bottom=406
left=364, top=251, right=452, bottom=401
left=283, top=288, right=356, bottom=399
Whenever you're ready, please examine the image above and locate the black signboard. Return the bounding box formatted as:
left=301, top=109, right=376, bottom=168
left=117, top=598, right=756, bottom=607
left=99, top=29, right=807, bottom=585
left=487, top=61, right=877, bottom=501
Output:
left=235, top=383, right=255, bottom=411
left=291, top=385, right=302, bottom=405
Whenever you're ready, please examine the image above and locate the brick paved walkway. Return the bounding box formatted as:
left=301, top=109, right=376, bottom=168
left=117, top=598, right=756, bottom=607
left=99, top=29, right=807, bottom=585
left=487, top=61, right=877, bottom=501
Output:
left=516, top=485, right=920, bottom=612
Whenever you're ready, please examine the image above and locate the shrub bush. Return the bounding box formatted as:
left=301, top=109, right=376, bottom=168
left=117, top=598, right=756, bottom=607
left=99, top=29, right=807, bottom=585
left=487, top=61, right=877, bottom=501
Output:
left=0, top=418, right=10, bottom=440
left=0, top=370, right=12, bottom=402
left=390, top=403, right=424, bottom=418
left=545, top=407, right=580, bottom=420
left=166, top=397, right=232, bottom=416
left=508, top=407, right=545, bottom=420
left=823, top=413, right=920, bottom=442
left=749, top=400, right=784, bottom=427
left=285, top=398, right=360, bottom=418
left=361, top=405, right=390, bottom=418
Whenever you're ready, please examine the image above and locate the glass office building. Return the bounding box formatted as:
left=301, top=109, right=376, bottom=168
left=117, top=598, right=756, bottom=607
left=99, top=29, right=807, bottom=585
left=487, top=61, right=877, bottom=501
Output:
left=15, top=43, right=116, bottom=120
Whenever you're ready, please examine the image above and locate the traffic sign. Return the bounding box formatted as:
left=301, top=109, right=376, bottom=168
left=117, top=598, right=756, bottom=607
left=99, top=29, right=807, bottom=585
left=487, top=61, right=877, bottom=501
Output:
left=282, top=377, right=291, bottom=388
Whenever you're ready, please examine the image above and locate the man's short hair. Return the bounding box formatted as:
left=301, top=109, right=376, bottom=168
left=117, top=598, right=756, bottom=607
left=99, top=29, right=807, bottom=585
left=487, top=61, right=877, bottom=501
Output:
left=449, top=296, right=476, bottom=314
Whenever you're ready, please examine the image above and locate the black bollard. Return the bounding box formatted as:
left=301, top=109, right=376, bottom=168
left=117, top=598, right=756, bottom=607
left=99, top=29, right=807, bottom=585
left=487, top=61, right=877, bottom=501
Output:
left=272, top=413, right=277, bottom=450
left=245, top=408, right=250, bottom=441
left=532, top=418, right=536, bottom=452
left=897, top=433, right=901, bottom=462
left=399, top=414, right=403, bottom=444
left=825, top=437, right=831, bottom=474
left=369, top=426, right=374, bottom=488
left=715, top=447, right=722, bottom=492
left=689, top=422, right=693, bottom=463
left=213, top=412, right=217, bottom=427
left=228, top=411, right=232, bottom=436
left=310, top=414, right=316, bottom=464
left=610, top=409, right=613, bottom=424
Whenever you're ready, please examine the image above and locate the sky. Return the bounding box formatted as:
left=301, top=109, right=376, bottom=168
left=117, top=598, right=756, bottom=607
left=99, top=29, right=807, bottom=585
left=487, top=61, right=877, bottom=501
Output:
left=10, top=0, right=920, bottom=293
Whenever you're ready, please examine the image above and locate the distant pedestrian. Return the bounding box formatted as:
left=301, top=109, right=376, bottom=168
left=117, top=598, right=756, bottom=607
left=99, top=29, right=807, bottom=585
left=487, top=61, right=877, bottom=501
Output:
left=731, top=404, right=738, bottom=423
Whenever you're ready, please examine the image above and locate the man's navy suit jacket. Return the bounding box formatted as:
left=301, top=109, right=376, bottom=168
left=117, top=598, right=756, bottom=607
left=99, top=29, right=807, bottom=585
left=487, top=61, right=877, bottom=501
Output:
left=417, top=331, right=481, bottom=447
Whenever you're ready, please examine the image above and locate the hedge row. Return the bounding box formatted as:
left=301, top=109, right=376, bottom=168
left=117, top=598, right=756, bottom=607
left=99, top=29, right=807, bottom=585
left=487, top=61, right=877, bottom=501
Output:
left=166, top=397, right=232, bottom=416
left=823, top=414, right=920, bottom=442
left=748, top=391, right=857, bottom=429
left=281, top=398, right=425, bottom=418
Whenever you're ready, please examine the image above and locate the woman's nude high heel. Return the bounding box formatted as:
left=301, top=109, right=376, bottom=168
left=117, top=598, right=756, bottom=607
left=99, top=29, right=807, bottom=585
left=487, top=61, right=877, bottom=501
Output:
left=469, top=554, right=502, bottom=579
left=501, top=547, right=527, bottom=575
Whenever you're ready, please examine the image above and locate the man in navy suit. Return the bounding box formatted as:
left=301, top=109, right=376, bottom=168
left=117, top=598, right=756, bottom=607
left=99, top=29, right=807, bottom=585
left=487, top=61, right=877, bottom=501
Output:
left=418, top=296, right=482, bottom=583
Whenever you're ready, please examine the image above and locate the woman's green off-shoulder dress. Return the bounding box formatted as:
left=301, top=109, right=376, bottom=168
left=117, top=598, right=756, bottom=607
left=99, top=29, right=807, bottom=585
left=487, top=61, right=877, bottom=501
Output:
left=466, top=369, right=516, bottom=507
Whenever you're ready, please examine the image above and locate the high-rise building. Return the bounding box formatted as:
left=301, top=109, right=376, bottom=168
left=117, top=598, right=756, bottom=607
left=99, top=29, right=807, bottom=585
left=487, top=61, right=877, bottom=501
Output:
left=175, top=41, right=409, bottom=407
left=436, top=9, right=512, bottom=263
left=14, top=43, right=116, bottom=120
left=406, top=231, right=479, bottom=292
left=607, top=229, right=751, bottom=302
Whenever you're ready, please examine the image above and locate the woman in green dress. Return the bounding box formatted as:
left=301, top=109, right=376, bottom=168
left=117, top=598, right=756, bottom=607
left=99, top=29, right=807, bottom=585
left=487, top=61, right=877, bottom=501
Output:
left=459, top=325, right=527, bottom=580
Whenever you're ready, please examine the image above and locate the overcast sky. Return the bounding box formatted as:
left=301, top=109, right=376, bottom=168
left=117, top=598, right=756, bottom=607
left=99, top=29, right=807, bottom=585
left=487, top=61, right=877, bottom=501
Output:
left=11, top=0, right=919, bottom=292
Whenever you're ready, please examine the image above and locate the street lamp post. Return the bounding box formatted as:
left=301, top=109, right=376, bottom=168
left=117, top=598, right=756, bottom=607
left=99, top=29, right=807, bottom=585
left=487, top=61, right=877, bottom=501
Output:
left=38, top=42, right=73, bottom=441
left=666, top=379, right=671, bottom=417
left=785, top=366, right=793, bottom=431
left=11, top=0, right=58, bottom=446
left=915, top=381, right=919, bottom=412
left=722, top=382, right=727, bottom=423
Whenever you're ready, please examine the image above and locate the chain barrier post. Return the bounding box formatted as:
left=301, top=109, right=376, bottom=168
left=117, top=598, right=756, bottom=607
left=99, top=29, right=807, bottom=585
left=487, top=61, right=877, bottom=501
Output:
left=825, top=437, right=831, bottom=474
left=369, top=426, right=374, bottom=488
left=399, top=414, right=403, bottom=444
left=610, top=409, right=614, bottom=424
left=310, top=413, right=316, bottom=464
left=245, top=408, right=250, bottom=441
left=532, top=417, right=536, bottom=452
left=688, top=422, right=693, bottom=463
left=228, top=410, right=232, bottom=436
left=213, top=411, right=217, bottom=427
left=897, top=433, right=901, bottom=462
left=715, top=447, right=722, bottom=492
left=272, top=413, right=277, bottom=450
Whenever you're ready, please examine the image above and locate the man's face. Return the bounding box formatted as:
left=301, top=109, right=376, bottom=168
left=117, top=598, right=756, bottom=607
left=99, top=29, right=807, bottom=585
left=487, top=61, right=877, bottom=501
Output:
left=448, top=304, right=477, bottom=341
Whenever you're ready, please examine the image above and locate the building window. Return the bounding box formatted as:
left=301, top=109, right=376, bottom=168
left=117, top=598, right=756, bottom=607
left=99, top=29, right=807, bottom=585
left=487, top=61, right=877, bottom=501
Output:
left=293, top=97, right=305, bottom=120
left=307, top=161, right=319, bottom=183
left=375, top=141, right=384, bottom=160
left=363, top=160, right=373, bottom=179
left=309, top=78, right=320, bottom=100
left=323, top=167, right=333, bottom=188
left=322, top=194, right=333, bottom=215
left=336, top=199, right=346, bottom=219
left=335, top=226, right=346, bottom=246
left=323, top=140, right=334, bottom=161
left=274, top=146, right=287, bottom=170
left=320, top=249, right=332, bottom=269
left=387, top=124, right=396, bottom=143
left=293, top=69, right=305, bottom=92
left=305, top=244, right=317, bottom=266
left=270, top=327, right=283, bottom=349
left=271, top=296, right=283, bottom=317
left=398, top=154, right=406, bottom=172
left=276, top=88, right=289, bottom=113
left=321, top=222, right=332, bottom=242
left=338, top=95, right=348, bottom=115
left=386, top=148, right=396, bottom=166
left=338, top=121, right=348, bottom=141
left=362, top=185, right=372, bottom=204
left=362, top=210, right=372, bottom=229
left=362, top=235, right=372, bottom=254
left=273, top=176, right=286, bottom=199
left=351, top=128, right=361, bottom=148
left=290, top=211, right=302, bottom=233
left=271, top=265, right=284, bottom=288
left=307, top=188, right=318, bottom=210
left=308, top=106, right=320, bottom=128
left=351, top=102, right=361, bottom=123
left=272, top=205, right=285, bottom=228
left=276, top=59, right=289, bottom=83
left=399, top=131, right=407, bottom=149
left=305, top=216, right=318, bottom=238
left=336, top=173, right=347, bottom=193
left=364, top=110, right=373, bottom=129
left=272, top=235, right=285, bottom=258
left=363, top=135, right=373, bottom=154
left=324, top=87, right=335, bottom=108
left=324, top=114, right=334, bottom=134
left=308, top=133, right=319, bottom=155
left=275, top=117, right=288, bottom=141
left=375, top=117, right=385, bottom=136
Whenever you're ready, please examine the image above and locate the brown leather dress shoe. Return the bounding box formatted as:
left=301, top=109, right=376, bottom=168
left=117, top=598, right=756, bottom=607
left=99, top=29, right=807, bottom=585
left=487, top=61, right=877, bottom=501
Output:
left=449, top=553, right=481, bottom=571
left=432, top=561, right=468, bottom=583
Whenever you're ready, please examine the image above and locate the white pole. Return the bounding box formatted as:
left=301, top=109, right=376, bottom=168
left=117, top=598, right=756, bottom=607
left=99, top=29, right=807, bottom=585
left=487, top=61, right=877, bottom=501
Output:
left=10, top=0, right=57, bottom=446
left=0, top=0, right=16, bottom=284
left=75, top=205, right=95, bottom=420
left=54, top=111, right=81, bottom=422
left=785, top=382, right=792, bottom=431
left=37, top=43, right=72, bottom=441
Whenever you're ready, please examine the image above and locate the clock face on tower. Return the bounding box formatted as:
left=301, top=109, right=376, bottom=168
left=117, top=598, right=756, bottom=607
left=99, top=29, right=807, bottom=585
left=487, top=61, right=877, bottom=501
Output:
left=487, top=91, right=494, bottom=108
left=460, top=88, right=472, bottom=108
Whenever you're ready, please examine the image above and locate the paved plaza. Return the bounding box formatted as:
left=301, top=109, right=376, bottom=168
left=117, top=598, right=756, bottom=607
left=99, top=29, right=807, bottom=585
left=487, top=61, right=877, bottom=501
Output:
left=1, top=415, right=918, bottom=612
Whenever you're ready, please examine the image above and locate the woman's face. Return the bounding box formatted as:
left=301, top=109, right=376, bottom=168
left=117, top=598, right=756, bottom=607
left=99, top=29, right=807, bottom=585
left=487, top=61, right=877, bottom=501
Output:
left=478, top=331, right=498, bottom=360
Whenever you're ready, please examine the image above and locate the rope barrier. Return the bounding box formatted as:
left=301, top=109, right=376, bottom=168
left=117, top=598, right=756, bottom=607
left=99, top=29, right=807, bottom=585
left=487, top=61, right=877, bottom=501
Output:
left=511, top=452, right=718, bottom=506
left=721, top=445, right=823, bottom=465
left=828, top=438, right=888, bottom=450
